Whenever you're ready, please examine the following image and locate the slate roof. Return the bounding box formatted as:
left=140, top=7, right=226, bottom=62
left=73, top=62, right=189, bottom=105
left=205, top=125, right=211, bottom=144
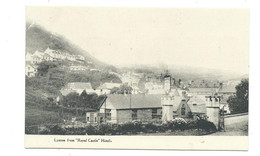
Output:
left=171, top=96, right=183, bottom=111
left=187, top=96, right=207, bottom=114
left=104, top=94, right=162, bottom=109
left=97, top=83, right=122, bottom=90
left=218, top=84, right=236, bottom=93
left=26, top=62, right=38, bottom=69
left=188, top=88, right=217, bottom=94
left=63, top=82, right=93, bottom=90
left=60, top=90, right=76, bottom=96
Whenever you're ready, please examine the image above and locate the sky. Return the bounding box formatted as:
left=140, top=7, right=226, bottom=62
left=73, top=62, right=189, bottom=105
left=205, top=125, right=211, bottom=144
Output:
left=26, top=7, right=249, bottom=75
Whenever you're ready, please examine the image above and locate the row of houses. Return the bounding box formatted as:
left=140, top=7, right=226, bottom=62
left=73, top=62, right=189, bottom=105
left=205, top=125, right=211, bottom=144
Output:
left=25, top=47, right=92, bottom=77
left=85, top=93, right=208, bottom=124
left=26, top=47, right=86, bottom=64
left=84, top=74, right=236, bottom=124
left=59, top=82, right=123, bottom=96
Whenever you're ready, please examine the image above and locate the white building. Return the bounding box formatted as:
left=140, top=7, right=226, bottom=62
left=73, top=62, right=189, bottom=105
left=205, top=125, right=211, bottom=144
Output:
left=96, top=83, right=122, bottom=95
left=69, top=65, right=88, bottom=71
left=60, top=82, right=95, bottom=96
left=25, top=63, right=38, bottom=77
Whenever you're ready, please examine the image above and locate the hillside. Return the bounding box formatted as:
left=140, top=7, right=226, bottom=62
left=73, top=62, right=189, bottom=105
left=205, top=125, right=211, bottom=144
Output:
left=26, top=22, right=106, bottom=68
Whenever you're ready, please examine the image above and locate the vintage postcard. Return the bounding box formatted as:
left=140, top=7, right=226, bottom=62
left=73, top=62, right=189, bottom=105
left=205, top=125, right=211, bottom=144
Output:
left=25, top=6, right=249, bottom=150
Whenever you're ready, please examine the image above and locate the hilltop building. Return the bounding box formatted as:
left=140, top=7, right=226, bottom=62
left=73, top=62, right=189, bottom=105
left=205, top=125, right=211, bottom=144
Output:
left=69, top=65, right=89, bottom=71
left=25, top=62, right=38, bottom=77
left=121, top=72, right=141, bottom=88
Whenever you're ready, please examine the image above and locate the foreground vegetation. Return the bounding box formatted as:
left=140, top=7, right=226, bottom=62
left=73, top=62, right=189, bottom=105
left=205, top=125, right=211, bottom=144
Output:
left=228, top=79, right=249, bottom=114
left=26, top=117, right=217, bottom=135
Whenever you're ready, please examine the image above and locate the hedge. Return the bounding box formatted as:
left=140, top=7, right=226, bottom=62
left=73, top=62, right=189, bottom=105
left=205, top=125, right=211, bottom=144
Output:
left=30, top=118, right=217, bottom=135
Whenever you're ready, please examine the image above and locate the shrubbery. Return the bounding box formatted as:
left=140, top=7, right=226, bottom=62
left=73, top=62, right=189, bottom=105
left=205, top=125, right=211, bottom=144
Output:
left=33, top=117, right=217, bottom=135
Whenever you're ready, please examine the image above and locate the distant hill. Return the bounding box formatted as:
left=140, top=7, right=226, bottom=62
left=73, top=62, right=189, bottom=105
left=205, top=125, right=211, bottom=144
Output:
left=119, top=63, right=246, bottom=82
left=26, top=22, right=107, bottom=68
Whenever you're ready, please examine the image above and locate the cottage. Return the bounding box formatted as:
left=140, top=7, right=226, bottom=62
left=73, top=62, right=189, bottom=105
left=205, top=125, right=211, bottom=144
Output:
left=186, top=96, right=207, bottom=116
left=42, top=53, right=54, bottom=61
left=96, top=83, right=122, bottom=95
left=86, top=93, right=208, bottom=124
left=161, top=94, right=207, bottom=123
left=121, top=72, right=141, bottom=87
left=25, top=63, right=38, bottom=77
left=216, top=84, right=236, bottom=114
left=86, top=94, right=162, bottom=124
left=60, top=82, right=95, bottom=96
left=33, top=50, right=44, bottom=58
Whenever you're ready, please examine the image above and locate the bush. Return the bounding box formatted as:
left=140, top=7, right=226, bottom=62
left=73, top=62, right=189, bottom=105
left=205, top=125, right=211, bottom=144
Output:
left=65, top=127, right=86, bottom=135
left=171, top=118, right=187, bottom=131
left=197, top=119, right=216, bottom=132
left=48, top=125, right=66, bottom=135
left=143, top=123, right=158, bottom=133
left=120, top=122, right=141, bottom=134
left=85, top=125, right=96, bottom=135
left=25, top=126, right=38, bottom=134
left=96, top=124, right=113, bottom=135
left=186, top=120, right=198, bottom=129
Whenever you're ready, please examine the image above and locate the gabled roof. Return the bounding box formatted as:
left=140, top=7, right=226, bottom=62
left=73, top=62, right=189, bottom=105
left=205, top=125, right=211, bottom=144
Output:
left=98, top=83, right=122, bottom=90
left=188, top=88, right=217, bottom=93
left=32, top=55, right=41, bottom=59
left=60, top=90, right=76, bottom=96
left=218, top=84, right=236, bottom=93
left=26, top=62, right=38, bottom=69
left=104, top=94, right=162, bottom=109
left=171, top=96, right=183, bottom=111
left=63, top=82, right=93, bottom=90
left=43, top=53, right=52, bottom=58
left=187, top=96, right=206, bottom=114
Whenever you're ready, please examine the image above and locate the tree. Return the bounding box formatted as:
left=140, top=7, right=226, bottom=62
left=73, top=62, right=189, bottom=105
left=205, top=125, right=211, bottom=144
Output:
left=227, top=79, right=249, bottom=113
left=79, top=90, right=88, bottom=107
left=61, top=92, right=80, bottom=107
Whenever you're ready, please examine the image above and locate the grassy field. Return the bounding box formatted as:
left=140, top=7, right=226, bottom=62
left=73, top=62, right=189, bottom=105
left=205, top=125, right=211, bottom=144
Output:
left=25, top=107, right=63, bottom=126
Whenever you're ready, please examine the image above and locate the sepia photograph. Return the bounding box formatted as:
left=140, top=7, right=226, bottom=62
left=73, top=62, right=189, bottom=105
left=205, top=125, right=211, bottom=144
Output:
left=24, top=6, right=249, bottom=149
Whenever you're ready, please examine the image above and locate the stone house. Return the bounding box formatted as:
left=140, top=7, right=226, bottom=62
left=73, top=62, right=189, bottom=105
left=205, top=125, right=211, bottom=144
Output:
left=86, top=93, right=208, bottom=124
left=86, top=94, right=162, bottom=124
left=217, top=84, right=236, bottom=114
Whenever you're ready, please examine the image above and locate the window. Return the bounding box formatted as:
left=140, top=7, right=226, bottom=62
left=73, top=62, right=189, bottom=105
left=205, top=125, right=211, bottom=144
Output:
left=105, top=109, right=111, bottom=121
left=193, top=103, right=197, bottom=106
left=152, top=109, right=157, bottom=119
left=94, top=117, right=96, bottom=122
left=87, top=117, right=89, bottom=122
left=132, top=110, right=137, bottom=120
left=181, top=104, right=186, bottom=116
left=90, top=113, right=94, bottom=122
left=100, top=117, right=104, bottom=123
